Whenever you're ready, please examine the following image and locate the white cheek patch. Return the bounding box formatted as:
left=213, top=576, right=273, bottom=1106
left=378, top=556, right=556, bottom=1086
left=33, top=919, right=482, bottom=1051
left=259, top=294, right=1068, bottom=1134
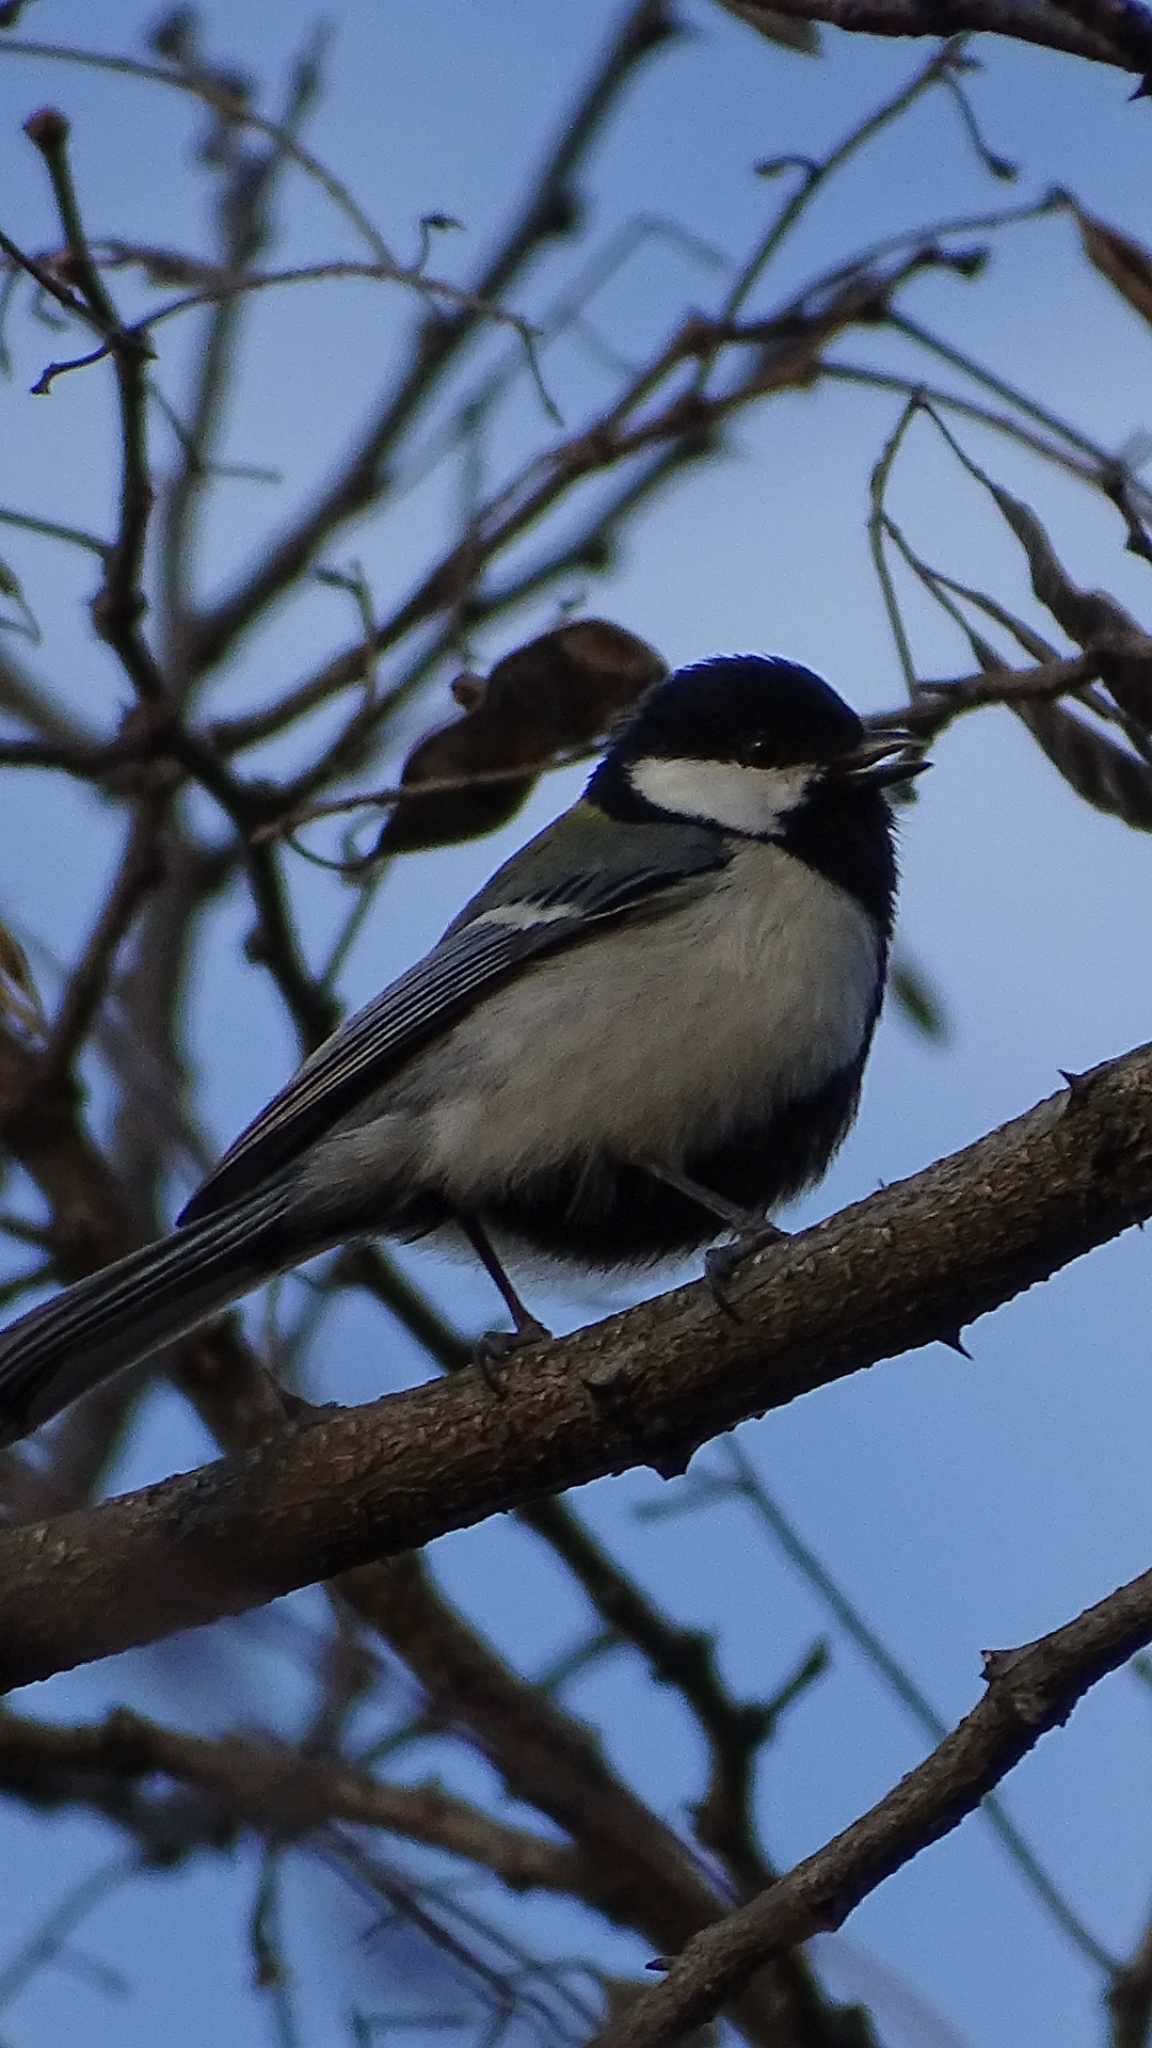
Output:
left=629, top=756, right=814, bottom=837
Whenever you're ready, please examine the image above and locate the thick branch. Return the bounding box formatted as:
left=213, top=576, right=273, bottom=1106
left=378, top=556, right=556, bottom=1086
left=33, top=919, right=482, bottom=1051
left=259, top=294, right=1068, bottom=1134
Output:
left=2, top=1040, right=1152, bottom=1686
left=721, top=0, right=1148, bottom=70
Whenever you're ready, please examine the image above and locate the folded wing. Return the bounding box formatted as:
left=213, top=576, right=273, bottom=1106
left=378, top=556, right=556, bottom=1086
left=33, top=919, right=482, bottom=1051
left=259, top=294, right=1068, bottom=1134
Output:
left=181, top=835, right=729, bottom=1225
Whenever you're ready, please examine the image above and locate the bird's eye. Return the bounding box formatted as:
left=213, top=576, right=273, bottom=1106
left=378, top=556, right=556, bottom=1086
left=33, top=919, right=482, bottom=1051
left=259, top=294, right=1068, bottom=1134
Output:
left=740, top=737, right=774, bottom=767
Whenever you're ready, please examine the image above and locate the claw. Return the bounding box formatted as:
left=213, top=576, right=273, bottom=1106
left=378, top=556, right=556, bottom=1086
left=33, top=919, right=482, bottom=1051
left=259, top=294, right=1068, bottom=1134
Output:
left=704, top=1245, right=746, bottom=1321
left=705, top=1223, right=788, bottom=1319
left=473, top=1316, right=551, bottom=1392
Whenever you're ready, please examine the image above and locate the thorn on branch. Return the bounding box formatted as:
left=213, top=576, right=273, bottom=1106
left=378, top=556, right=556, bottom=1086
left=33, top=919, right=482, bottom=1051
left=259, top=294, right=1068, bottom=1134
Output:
left=981, top=1642, right=1036, bottom=1683
left=648, top=1441, right=697, bottom=1483
left=755, top=152, right=819, bottom=181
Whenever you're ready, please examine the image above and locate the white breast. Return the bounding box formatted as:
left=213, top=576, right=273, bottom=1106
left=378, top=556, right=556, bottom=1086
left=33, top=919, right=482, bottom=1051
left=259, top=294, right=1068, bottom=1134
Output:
left=416, top=842, right=882, bottom=1197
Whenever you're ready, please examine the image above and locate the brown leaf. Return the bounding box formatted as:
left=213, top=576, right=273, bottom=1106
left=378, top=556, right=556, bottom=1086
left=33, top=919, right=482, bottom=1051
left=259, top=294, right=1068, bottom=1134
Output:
left=926, top=416, right=1135, bottom=649
left=1015, top=698, right=1152, bottom=830
left=714, top=0, right=821, bottom=53
left=976, top=482, right=1129, bottom=648
left=1076, top=206, right=1152, bottom=331
left=378, top=619, right=666, bottom=856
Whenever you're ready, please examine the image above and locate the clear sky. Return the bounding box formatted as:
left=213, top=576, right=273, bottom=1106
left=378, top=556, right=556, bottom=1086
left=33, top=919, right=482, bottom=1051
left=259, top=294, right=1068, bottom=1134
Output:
left=2, top=5, right=1152, bottom=2046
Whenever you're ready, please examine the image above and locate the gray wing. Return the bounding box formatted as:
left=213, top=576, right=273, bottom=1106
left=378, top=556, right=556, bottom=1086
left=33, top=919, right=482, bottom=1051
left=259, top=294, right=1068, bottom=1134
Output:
left=180, top=836, right=728, bottom=1224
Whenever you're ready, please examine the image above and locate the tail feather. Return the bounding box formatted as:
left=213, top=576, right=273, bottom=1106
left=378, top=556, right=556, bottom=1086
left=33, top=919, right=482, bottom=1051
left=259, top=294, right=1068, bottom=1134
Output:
left=0, top=1187, right=298, bottom=1446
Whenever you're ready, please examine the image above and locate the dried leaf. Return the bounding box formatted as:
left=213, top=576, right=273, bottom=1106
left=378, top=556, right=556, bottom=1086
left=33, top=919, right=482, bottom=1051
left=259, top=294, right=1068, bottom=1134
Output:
left=1015, top=698, right=1152, bottom=830
left=890, top=955, right=948, bottom=1041
left=975, top=483, right=1127, bottom=648
left=378, top=619, right=667, bottom=856
left=925, top=411, right=1135, bottom=648
left=1076, top=206, right=1152, bottom=331
left=0, top=920, right=48, bottom=1041
left=714, top=0, right=821, bottom=55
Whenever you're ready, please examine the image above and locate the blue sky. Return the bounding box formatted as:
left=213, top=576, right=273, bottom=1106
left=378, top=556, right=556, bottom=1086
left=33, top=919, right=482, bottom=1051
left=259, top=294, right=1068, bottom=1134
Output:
left=2, top=5, right=1152, bottom=2045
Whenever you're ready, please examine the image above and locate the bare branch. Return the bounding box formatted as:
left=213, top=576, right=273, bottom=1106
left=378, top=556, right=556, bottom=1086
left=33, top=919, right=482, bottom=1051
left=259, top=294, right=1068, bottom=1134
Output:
left=712, top=0, right=1149, bottom=72
left=707, top=1440, right=1118, bottom=1971
left=40, top=791, right=169, bottom=1081
left=3, top=1038, right=1152, bottom=1685
left=590, top=1562, right=1152, bottom=2045
left=177, top=0, right=681, bottom=681
left=0, top=37, right=402, bottom=264
left=23, top=109, right=162, bottom=701
left=0, top=1705, right=586, bottom=1894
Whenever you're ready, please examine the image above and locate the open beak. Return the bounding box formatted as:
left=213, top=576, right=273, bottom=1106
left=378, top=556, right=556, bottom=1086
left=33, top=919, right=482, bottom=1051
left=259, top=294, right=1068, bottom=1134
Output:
left=834, top=728, right=930, bottom=790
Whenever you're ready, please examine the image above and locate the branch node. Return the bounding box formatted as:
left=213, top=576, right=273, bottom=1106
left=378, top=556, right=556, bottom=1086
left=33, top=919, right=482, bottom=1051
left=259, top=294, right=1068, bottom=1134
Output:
left=648, top=1441, right=696, bottom=1482
left=1059, top=1065, right=1096, bottom=1106
left=578, top=1362, right=632, bottom=1410
left=23, top=106, right=71, bottom=151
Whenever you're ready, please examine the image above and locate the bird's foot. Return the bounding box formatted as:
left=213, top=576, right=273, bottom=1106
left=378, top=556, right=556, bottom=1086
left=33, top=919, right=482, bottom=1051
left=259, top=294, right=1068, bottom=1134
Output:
left=705, top=1222, right=789, bottom=1321
left=473, top=1315, right=552, bottom=1392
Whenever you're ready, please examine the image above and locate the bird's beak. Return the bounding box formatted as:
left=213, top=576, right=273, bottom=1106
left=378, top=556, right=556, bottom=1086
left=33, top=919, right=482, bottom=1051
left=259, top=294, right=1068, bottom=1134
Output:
left=834, top=729, right=930, bottom=789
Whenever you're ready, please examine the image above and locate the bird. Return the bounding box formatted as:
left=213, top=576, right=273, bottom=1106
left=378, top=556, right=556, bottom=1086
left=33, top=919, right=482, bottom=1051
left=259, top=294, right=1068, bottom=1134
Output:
left=0, top=654, right=926, bottom=1446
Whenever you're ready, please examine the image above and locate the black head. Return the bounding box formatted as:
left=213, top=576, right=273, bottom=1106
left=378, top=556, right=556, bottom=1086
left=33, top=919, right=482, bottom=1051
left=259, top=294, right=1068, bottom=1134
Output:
left=588, top=655, right=924, bottom=835
left=586, top=654, right=925, bottom=928
left=610, top=654, right=866, bottom=770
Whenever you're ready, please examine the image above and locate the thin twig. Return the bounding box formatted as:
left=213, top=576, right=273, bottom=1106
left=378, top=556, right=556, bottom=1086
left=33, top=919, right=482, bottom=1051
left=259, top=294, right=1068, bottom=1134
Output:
left=269, top=256, right=961, bottom=800
left=868, top=395, right=922, bottom=694
left=0, top=38, right=401, bottom=265
left=179, top=0, right=679, bottom=683
left=887, top=308, right=1115, bottom=469
left=24, top=112, right=162, bottom=702
left=40, top=793, right=169, bottom=1084
left=718, top=1440, right=1117, bottom=1973
left=0, top=505, right=108, bottom=557
left=820, top=360, right=1148, bottom=500
left=159, top=31, right=327, bottom=699
left=591, top=1558, right=1152, bottom=2046
left=0, top=1705, right=588, bottom=1894
left=690, top=39, right=969, bottom=395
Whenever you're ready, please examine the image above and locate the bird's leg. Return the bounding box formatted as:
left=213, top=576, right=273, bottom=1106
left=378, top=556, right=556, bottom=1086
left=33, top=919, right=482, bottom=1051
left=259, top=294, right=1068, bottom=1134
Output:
left=459, top=1214, right=551, bottom=1378
left=642, top=1162, right=788, bottom=1320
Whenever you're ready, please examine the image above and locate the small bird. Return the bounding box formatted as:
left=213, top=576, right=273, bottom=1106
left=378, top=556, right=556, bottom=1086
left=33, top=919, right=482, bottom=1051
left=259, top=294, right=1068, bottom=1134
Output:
left=0, top=655, right=925, bottom=1445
